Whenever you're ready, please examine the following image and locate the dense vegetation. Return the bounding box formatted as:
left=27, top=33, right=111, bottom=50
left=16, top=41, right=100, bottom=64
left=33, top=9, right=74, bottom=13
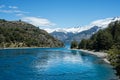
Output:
left=70, top=40, right=78, bottom=49
left=0, top=19, right=64, bottom=48
left=71, top=21, right=120, bottom=77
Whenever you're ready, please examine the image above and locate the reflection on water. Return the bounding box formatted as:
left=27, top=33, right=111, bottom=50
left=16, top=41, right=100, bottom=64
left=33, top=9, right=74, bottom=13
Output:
left=35, top=50, right=84, bottom=72
left=0, top=48, right=117, bottom=80
left=63, top=52, right=83, bottom=63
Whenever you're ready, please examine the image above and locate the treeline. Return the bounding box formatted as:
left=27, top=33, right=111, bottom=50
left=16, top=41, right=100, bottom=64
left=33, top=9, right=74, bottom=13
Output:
left=0, top=19, right=64, bottom=48
left=71, top=20, right=120, bottom=77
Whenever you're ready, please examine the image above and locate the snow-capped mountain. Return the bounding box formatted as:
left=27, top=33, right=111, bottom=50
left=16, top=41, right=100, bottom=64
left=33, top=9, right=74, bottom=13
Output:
left=51, top=26, right=100, bottom=43
left=45, top=17, right=120, bottom=33
left=49, top=17, right=120, bottom=43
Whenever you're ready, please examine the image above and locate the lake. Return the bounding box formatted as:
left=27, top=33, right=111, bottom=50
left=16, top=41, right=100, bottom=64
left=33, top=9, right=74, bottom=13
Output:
left=0, top=46, right=117, bottom=80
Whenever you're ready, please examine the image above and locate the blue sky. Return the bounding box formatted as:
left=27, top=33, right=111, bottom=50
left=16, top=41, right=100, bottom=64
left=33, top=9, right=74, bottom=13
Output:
left=0, top=0, right=120, bottom=29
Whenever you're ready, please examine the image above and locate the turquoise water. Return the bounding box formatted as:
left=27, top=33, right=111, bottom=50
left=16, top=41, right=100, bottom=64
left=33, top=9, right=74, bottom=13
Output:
left=0, top=47, right=117, bottom=80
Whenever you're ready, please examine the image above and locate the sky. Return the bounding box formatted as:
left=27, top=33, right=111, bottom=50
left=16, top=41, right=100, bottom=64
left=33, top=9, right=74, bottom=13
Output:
left=0, top=0, right=120, bottom=30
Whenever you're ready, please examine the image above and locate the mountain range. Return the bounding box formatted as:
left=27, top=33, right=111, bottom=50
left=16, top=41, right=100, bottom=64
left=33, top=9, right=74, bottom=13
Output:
left=49, top=17, right=120, bottom=43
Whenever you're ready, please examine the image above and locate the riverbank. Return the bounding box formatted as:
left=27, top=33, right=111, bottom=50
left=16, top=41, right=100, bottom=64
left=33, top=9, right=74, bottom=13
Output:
left=72, top=49, right=110, bottom=64
left=81, top=49, right=110, bottom=63
left=0, top=46, right=64, bottom=50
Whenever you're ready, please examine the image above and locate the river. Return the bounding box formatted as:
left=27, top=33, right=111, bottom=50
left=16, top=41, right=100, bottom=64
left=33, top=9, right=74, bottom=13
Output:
left=0, top=46, right=117, bottom=80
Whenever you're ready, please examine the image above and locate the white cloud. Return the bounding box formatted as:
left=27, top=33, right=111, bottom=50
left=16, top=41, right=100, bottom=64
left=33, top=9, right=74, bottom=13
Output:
left=0, top=9, right=29, bottom=14
left=16, top=13, right=24, bottom=16
left=22, top=16, right=56, bottom=27
left=0, top=5, right=5, bottom=8
left=9, top=6, right=18, bottom=9
left=0, top=10, right=13, bottom=13
left=0, top=5, right=18, bottom=9
left=0, top=5, right=55, bottom=29
left=13, top=10, right=29, bottom=13
left=0, top=5, right=29, bottom=14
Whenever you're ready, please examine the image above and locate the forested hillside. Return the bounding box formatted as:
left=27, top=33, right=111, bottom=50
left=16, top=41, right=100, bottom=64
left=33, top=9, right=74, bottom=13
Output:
left=71, top=21, right=120, bottom=77
left=0, top=19, right=64, bottom=48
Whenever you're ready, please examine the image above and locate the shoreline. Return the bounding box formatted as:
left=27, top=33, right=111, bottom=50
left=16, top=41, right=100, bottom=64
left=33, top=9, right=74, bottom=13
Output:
left=72, top=49, right=110, bottom=64
left=0, top=47, right=63, bottom=50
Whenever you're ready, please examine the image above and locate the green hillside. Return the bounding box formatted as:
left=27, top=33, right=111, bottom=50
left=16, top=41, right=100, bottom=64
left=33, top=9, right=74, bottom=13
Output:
left=0, top=19, right=64, bottom=48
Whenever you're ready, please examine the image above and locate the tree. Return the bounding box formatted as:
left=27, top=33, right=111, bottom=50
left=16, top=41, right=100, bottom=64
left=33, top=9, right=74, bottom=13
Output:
left=93, top=30, right=113, bottom=51
left=70, top=40, right=78, bottom=49
left=18, top=19, right=21, bottom=22
left=78, top=39, right=87, bottom=49
left=107, top=21, right=120, bottom=43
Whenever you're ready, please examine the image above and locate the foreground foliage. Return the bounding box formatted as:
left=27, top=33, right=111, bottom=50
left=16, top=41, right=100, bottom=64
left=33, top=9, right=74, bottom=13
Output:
left=108, top=45, right=120, bottom=76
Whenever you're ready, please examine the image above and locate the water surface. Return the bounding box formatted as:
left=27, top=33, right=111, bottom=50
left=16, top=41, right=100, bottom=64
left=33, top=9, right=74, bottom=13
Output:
left=0, top=47, right=117, bottom=80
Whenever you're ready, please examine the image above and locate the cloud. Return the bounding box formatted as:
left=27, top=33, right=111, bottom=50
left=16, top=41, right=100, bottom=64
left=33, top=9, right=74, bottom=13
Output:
left=16, top=13, right=24, bottom=16
left=0, top=5, right=5, bottom=8
left=8, top=6, right=18, bottom=9
left=22, top=17, right=56, bottom=27
left=0, top=5, right=29, bottom=14
left=0, top=9, right=29, bottom=14
left=0, top=10, right=12, bottom=13
left=0, top=5, right=56, bottom=29
left=0, top=5, right=18, bottom=9
left=14, top=10, right=29, bottom=14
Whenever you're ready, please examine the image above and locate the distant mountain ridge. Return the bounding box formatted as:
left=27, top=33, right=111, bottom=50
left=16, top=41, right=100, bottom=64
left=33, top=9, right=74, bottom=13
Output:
left=0, top=19, right=64, bottom=48
left=50, top=17, right=120, bottom=43
left=51, top=26, right=100, bottom=43
left=47, top=17, right=120, bottom=33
